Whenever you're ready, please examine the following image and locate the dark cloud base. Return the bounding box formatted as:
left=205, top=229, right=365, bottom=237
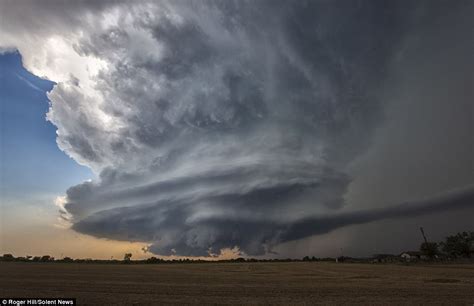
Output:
left=74, top=185, right=474, bottom=256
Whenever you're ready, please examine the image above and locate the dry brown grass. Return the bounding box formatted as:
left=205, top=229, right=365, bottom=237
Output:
left=1, top=262, right=473, bottom=304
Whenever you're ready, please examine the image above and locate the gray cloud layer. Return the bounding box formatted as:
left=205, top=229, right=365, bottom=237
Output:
left=1, top=1, right=472, bottom=256
left=74, top=184, right=474, bottom=256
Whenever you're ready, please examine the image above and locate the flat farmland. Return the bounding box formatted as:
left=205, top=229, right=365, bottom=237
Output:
left=1, top=262, right=473, bottom=305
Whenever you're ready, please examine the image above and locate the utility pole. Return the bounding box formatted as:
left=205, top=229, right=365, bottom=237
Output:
left=420, top=227, right=428, bottom=243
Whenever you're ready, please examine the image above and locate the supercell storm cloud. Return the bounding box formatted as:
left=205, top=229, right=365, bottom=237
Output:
left=1, top=1, right=472, bottom=256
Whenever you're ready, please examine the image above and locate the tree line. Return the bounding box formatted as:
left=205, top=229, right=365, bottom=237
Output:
left=1, top=231, right=472, bottom=264
left=420, top=231, right=474, bottom=259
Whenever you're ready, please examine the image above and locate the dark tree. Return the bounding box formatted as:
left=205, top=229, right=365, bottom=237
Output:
left=420, top=242, right=438, bottom=258
left=123, top=253, right=133, bottom=262
left=40, top=255, right=52, bottom=262
left=2, top=254, right=14, bottom=261
left=440, top=231, right=474, bottom=258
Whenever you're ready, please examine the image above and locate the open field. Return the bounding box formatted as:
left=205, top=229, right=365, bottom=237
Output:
left=1, top=262, right=474, bottom=305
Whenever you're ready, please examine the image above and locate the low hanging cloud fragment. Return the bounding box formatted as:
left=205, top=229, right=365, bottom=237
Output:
left=1, top=1, right=472, bottom=256
left=281, top=185, right=474, bottom=243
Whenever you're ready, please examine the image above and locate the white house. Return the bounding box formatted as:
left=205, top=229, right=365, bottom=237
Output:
left=400, top=251, right=427, bottom=261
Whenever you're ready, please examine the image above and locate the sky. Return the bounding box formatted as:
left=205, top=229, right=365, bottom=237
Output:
left=0, top=0, right=472, bottom=259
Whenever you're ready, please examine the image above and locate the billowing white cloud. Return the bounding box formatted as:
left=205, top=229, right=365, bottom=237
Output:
left=1, top=0, right=472, bottom=256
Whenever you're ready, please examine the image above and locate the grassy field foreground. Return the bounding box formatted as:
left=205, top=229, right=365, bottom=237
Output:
left=1, top=262, right=473, bottom=304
